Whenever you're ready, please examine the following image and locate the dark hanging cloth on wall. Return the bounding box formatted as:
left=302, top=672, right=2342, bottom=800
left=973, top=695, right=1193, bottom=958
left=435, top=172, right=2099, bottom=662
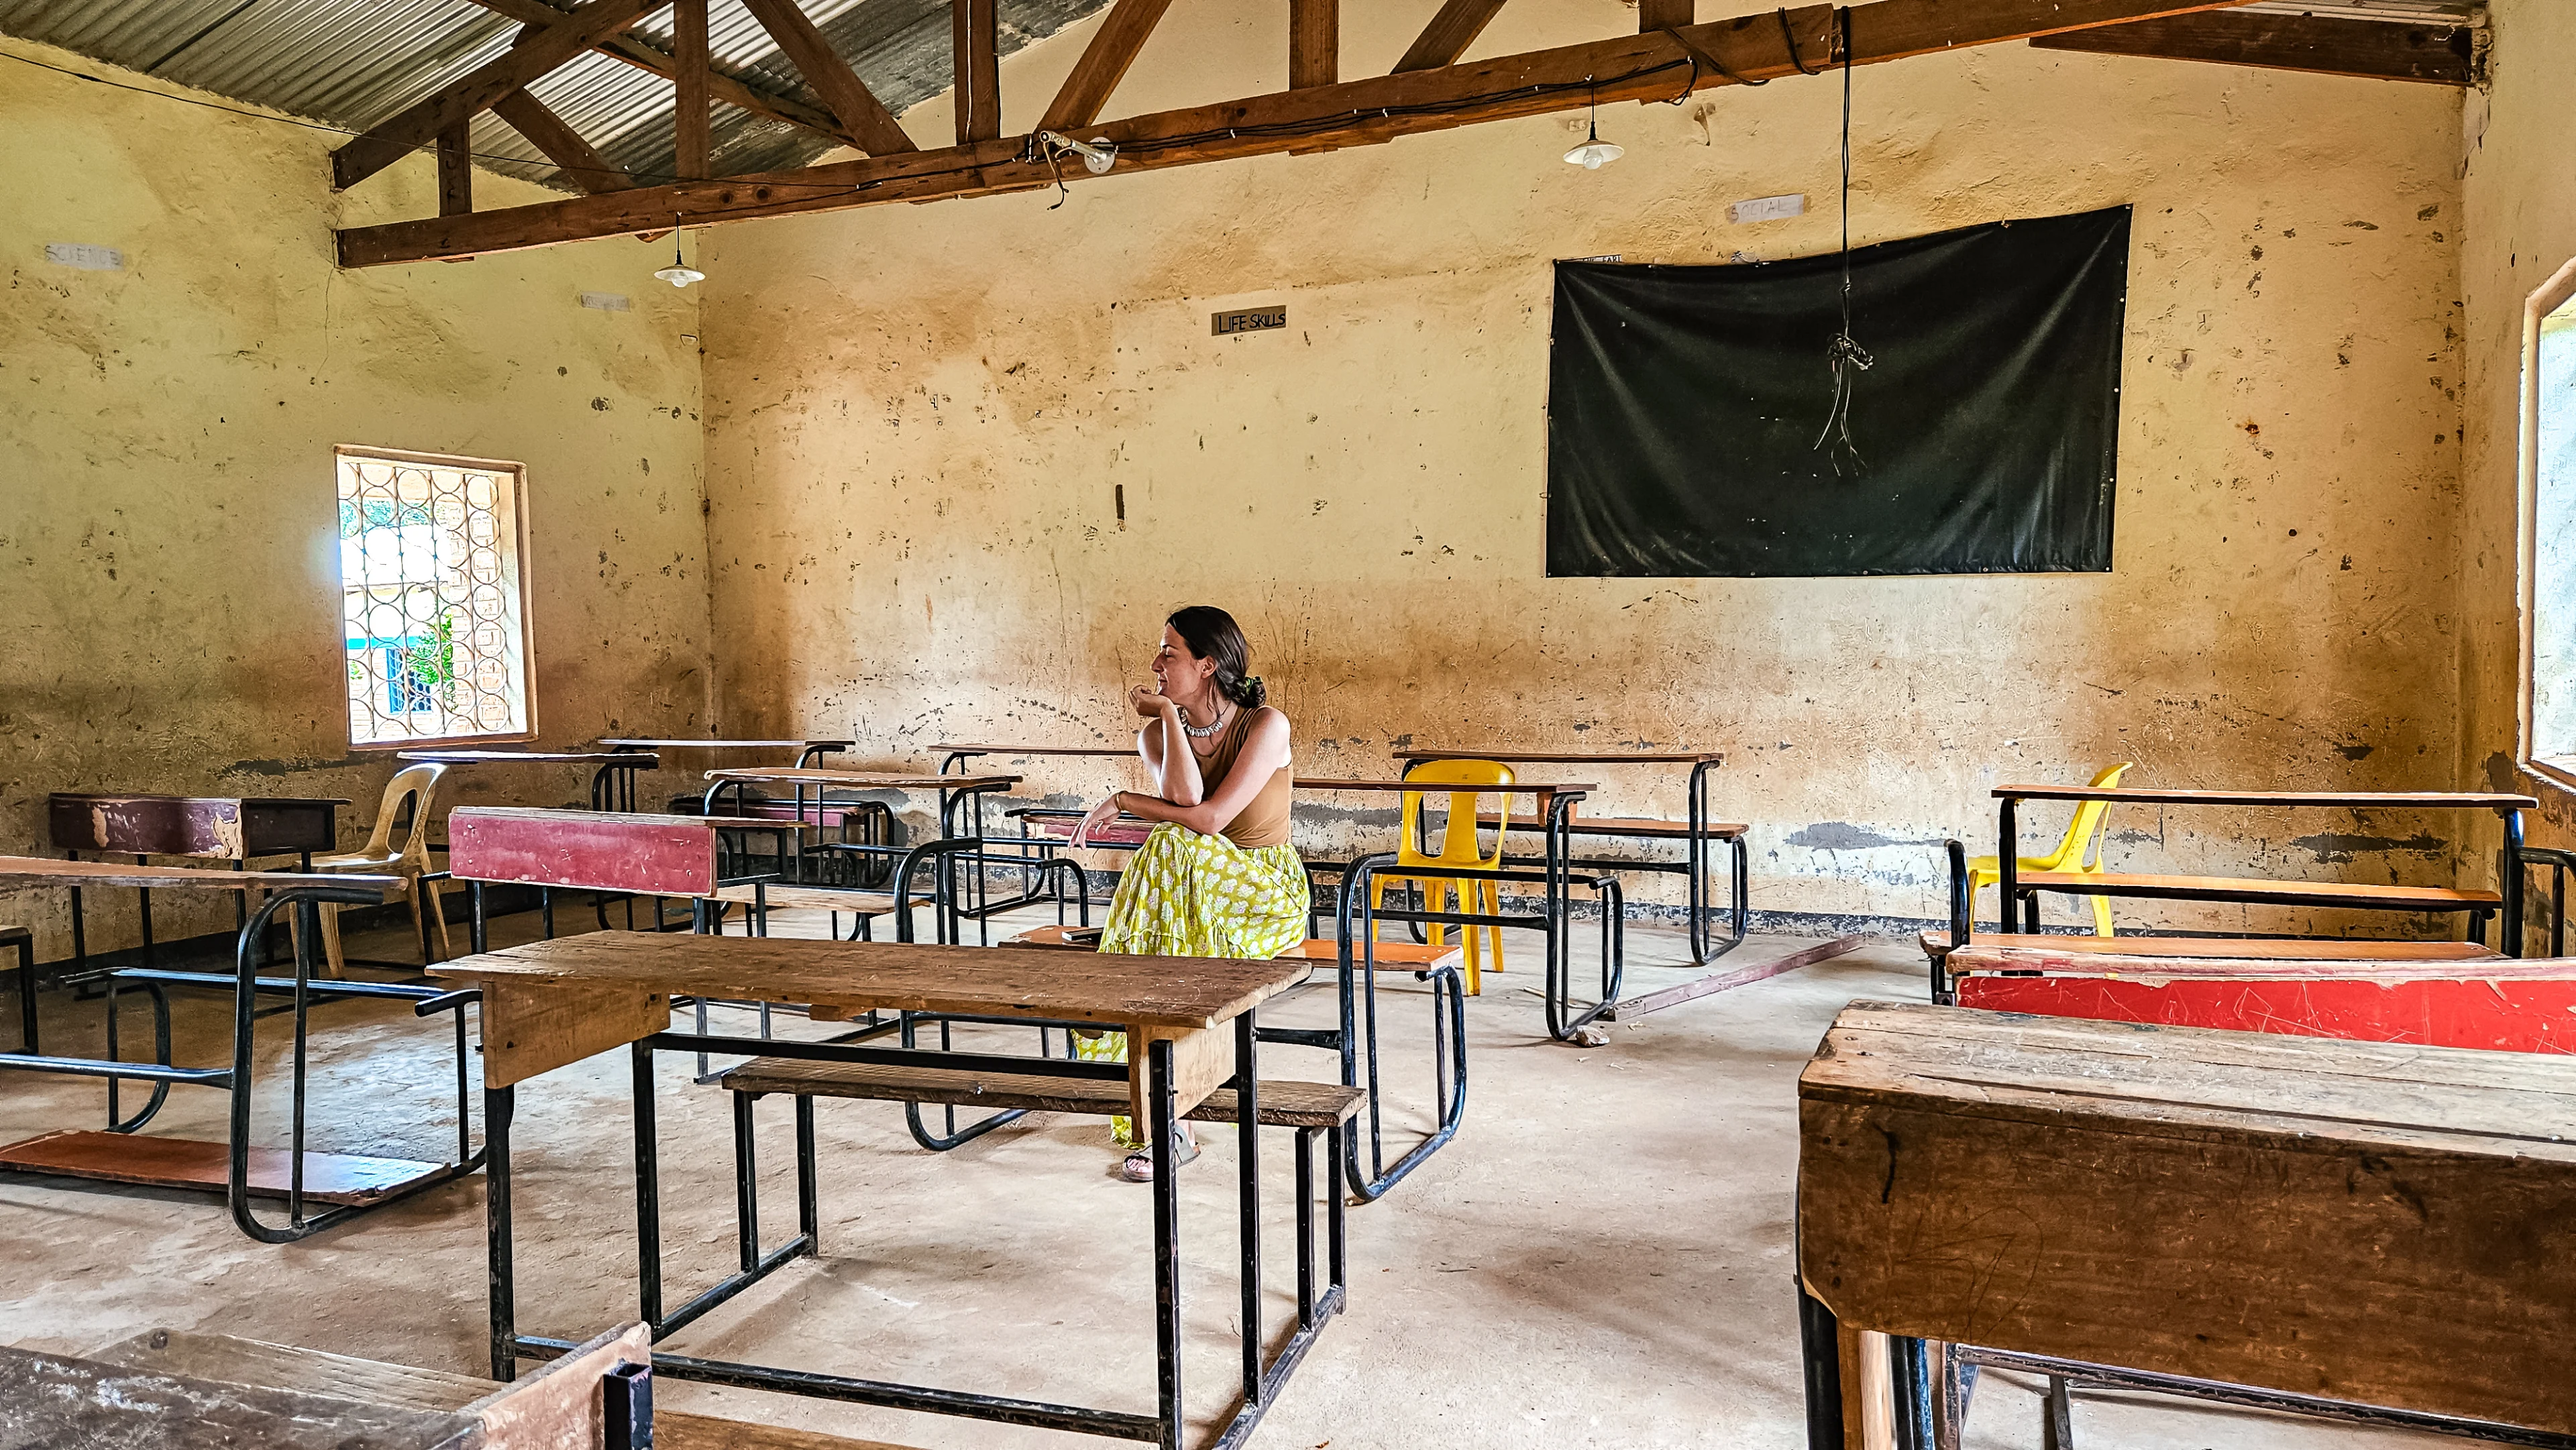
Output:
left=1545, top=205, right=2131, bottom=577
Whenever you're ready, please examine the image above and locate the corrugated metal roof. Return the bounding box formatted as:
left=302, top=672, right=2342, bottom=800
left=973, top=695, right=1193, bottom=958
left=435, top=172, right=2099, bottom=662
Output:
left=0, top=0, right=1109, bottom=193
left=0, top=0, right=2478, bottom=196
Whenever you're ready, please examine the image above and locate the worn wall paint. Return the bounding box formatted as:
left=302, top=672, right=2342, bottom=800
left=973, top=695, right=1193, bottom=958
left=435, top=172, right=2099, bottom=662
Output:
left=0, top=38, right=715, bottom=959
left=2459, top=0, right=2576, bottom=893
left=696, top=2, right=2472, bottom=927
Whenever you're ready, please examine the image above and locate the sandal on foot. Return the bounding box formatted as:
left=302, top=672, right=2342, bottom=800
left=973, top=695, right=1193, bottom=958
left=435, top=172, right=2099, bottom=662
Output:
left=1119, top=1135, right=1201, bottom=1183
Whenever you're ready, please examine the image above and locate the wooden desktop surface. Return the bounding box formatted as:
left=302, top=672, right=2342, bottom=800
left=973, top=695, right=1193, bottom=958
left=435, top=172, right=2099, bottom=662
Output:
left=1996, top=784, right=2538, bottom=810
left=1394, top=748, right=1722, bottom=765
left=1801, top=1000, right=2576, bottom=1437
left=937, top=742, right=1136, bottom=758
left=600, top=738, right=853, bottom=750
left=435, top=930, right=1299, bottom=1030
left=703, top=767, right=1020, bottom=790
left=0, top=854, right=398, bottom=896
left=397, top=750, right=657, bottom=767
left=1295, top=777, right=1595, bottom=795
left=435, top=932, right=1307, bottom=1104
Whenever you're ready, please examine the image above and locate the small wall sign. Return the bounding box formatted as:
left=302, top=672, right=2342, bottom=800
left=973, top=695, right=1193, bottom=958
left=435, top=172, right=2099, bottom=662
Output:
left=1728, top=193, right=1806, bottom=225
left=1212, top=305, right=1287, bottom=337
left=46, top=242, right=125, bottom=271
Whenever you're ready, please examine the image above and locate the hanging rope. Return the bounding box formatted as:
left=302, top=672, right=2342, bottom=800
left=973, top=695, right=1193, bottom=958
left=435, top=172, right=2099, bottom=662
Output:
left=1813, top=7, right=1872, bottom=478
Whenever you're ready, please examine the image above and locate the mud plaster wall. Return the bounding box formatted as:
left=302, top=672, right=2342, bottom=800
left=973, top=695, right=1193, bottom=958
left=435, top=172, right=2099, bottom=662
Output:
left=0, top=38, right=714, bottom=961
left=696, top=2, right=2472, bottom=927
left=2459, top=0, right=2576, bottom=901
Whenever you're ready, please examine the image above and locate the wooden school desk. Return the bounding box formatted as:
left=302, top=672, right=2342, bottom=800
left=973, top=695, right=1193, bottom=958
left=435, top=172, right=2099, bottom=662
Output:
left=1796, top=1001, right=2576, bottom=1449
left=1988, top=785, right=2535, bottom=944
left=397, top=748, right=662, bottom=812
left=702, top=765, right=1021, bottom=840
left=1296, top=777, right=1627, bottom=1041
left=49, top=790, right=345, bottom=977
left=1391, top=747, right=1756, bottom=959
left=0, top=1322, right=651, bottom=1450
left=431, top=930, right=1346, bottom=1450
left=24, top=1319, right=926, bottom=1450
left=606, top=736, right=855, bottom=824
left=0, top=855, right=478, bottom=1243
left=602, top=736, right=853, bottom=766
left=1395, top=746, right=1867, bottom=1017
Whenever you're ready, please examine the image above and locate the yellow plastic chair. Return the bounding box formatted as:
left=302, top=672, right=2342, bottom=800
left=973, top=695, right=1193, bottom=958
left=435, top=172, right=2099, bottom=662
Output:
left=295, top=762, right=453, bottom=976
left=1967, top=762, right=2132, bottom=936
left=1373, top=760, right=1514, bottom=995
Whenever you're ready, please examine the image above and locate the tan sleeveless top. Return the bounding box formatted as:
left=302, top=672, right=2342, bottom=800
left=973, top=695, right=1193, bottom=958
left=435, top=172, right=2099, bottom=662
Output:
left=1195, top=707, right=1293, bottom=850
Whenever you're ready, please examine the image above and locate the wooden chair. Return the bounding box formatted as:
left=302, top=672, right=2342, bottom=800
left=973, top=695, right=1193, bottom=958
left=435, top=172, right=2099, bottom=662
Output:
left=299, top=763, right=452, bottom=976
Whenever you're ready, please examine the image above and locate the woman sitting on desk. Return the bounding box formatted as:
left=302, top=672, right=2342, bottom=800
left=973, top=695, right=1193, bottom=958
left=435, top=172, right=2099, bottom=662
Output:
left=1071, top=605, right=1302, bottom=1181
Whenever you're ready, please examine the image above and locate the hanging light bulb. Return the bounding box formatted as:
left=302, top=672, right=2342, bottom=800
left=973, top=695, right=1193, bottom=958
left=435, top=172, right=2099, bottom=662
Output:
left=1564, top=81, right=1623, bottom=170
left=653, top=229, right=705, bottom=288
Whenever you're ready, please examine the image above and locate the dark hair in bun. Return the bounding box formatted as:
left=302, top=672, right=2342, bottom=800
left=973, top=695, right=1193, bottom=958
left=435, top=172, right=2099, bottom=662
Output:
left=1167, top=605, right=1266, bottom=710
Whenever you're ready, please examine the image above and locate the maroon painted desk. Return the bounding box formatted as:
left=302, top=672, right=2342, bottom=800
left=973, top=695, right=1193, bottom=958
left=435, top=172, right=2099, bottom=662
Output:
left=47, top=792, right=345, bottom=976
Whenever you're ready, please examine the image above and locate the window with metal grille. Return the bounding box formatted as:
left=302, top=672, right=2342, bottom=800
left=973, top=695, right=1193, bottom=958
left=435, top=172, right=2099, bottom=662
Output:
left=335, top=446, right=535, bottom=748
left=2528, top=263, right=2576, bottom=785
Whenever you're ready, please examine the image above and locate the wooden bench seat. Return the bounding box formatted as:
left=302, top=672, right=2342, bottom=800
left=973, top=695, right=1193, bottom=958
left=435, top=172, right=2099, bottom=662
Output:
left=1004, top=922, right=1461, bottom=968
left=1919, top=930, right=2500, bottom=964
left=720, top=1055, right=1366, bottom=1128
left=1499, top=814, right=1748, bottom=840
left=2017, top=870, right=2500, bottom=913
left=708, top=882, right=897, bottom=915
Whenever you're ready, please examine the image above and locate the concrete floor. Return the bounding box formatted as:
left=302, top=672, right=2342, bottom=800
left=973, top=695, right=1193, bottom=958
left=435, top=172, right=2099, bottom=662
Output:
left=0, top=907, right=2451, bottom=1450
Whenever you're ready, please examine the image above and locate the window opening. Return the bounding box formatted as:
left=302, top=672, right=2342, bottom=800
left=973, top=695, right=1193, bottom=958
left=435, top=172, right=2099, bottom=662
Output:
left=335, top=447, right=533, bottom=747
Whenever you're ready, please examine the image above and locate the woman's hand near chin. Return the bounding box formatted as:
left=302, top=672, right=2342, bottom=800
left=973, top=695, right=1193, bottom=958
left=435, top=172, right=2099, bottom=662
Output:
left=1128, top=685, right=1175, bottom=720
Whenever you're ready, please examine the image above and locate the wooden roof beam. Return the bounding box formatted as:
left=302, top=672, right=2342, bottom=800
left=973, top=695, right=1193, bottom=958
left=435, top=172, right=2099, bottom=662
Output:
left=1289, top=0, right=1336, bottom=89
left=491, top=87, right=637, bottom=191
left=1393, top=0, right=1508, bottom=73
left=738, top=0, right=919, bottom=155
left=955, top=0, right=1002, bottom=144
left=339, top=0, right=2262, bottom=267
left=673, top=0, right=710, bottom=177
left=333, top=0, right=669, bottom=189
left=1038, top=0, right=1173, bottom=131
left=2031, top=9, right=2475, bottom=85
left=464, top=0, right=861, bottom=149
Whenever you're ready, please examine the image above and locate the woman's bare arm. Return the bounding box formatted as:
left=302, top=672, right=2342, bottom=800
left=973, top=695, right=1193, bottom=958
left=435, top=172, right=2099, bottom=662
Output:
left=1115, top=710, right=1290, bottom=836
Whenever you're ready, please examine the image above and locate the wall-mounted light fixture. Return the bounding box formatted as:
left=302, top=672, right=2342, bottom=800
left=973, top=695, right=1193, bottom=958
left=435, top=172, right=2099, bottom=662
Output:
left=1036, top=131, right=1119, bottom=174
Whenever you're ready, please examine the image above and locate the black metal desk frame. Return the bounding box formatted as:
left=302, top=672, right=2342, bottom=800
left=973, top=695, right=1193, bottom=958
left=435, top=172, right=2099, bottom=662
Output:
left=1993, top=786, right=2529, bottom=950
left=1396, top=752, right=1747, bottom=965
left=481, top=1009, right=1344, bottom=1450
left=0, top=870, right=483, bottom=1243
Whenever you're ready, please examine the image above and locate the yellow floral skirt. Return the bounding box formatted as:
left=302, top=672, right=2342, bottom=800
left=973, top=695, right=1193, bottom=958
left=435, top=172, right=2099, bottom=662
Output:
left=1075, top=823, right=1309, bottom=1147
